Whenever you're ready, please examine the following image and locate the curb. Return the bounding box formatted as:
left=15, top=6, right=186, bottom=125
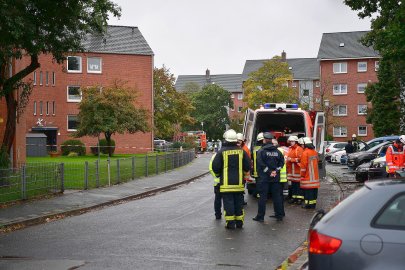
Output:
left=276, top=241, right=308, bottom=270
left=0, top=171, right=209, bottom=234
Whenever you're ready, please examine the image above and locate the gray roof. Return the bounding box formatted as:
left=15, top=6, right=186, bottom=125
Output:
left=317, top=31, right=379, bottom=60
left=242, top=58, right=319, bottom=81
left=82, top=25, right=154, bottom=56
left=175, top=74, right=242, bottom=92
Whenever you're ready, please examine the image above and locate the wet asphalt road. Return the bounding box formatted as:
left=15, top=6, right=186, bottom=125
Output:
left=0, top=174, right=318, bottom=270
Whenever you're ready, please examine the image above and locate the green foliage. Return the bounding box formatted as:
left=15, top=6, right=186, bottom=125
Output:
left=154, top=66, right=195, bottom=139
left=243, top=56, right=298, bottom=109
left=187, top=84, right=233, bottom=140
left=229, top=116, right=244, bottom=133
left=0, top=146, right=10, bottom=169
left=181, top=82, right=201, bottom=96
left=90, top=139, right=116, bottom=155
left=61, top=140, right=86, bottom=156
left=67, top=152, right=79, bottom=157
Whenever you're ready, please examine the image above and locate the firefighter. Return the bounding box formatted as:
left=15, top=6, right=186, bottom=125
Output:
left=212, top=129, right=250, bottom=229
left=251, top=132, right=264, bottom=197
left=300, top=137, right=320, bottom=209
left=209, top=153, right=222, bottom=219
left=351, top=134, right=359, bottom=152
left=286, top=136, right=304, bottom=204
left=386, top=136, right=405, bottom=177
left=253, top=132, right=285, bottom=222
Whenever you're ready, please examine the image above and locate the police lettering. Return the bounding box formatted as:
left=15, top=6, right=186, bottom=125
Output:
left=266, top=152, right=279, bottom=157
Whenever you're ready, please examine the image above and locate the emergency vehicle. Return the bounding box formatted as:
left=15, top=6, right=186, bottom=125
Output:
left=174, top=130, right=207, bottom=152
left=243, top=103, right=326, bottom=194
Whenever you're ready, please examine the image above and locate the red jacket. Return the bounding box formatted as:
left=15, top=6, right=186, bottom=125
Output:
left=300, top=148, right=320, bottom=189
left=286, top=144, right=303, bottom=182
left=386, top=143, right=405, bottom=174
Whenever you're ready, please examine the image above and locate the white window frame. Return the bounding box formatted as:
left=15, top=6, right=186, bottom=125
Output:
left=230, top=107, right=235, bottom=111
left=333, top=62, right=347, bottom=74
left=231, top=94, right=234, bottom=99
left=52, top=101, right=56, bottom=115
left=46, top=101, right=49, bottom=115
left=315, top=81, right=320, bottom=88
left=333, top=126, right=347, bottom=137
left=237, top=93, right=243, bottom=100
left=67, top=86, right=82, bottom=102
left=39, top=71, right=43, bottom=85
left=292, top=82, right=297, bottom=88
left=39, top=101, right=43, bottom=116
left=46, top=71, right=49, bottom=86
left=333, top=105, right=348, bottom=116
left=67, top=115, right=79, bottom=131
left=33, top=71, right=37, bottom=85
left=375, top=61, right=379, bottom=71
left=333, top=84, right=347, bottom=95
left=358, top=126, right=367, bottom=136
left=357, top=62, right=367, bottom=72
left=358, top=104, right=367, bottom=115
left=357, top=83, right=367, bottom=94
left=33, top=101, right=37, bottom=116
left=87, top=57, right=102, bottom=74
left=67, top=56, right=82, bottom=73
left=52, top=72, right=56, bottom=86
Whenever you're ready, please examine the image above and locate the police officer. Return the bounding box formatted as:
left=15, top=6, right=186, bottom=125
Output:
left=300, top=137, right=320, bottom=209
left=209, top=153, right=222, bottom=219
left=253, top=132, right=285, bottom=222
left=212, top=129, right=250, bottom=229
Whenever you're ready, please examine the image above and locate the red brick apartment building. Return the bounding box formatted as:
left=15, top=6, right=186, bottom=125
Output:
left=317, top=31, right=379, bottom=141
left=175, top=69, right=245, bottom=119
left=1, top=25, right=154, bottom=162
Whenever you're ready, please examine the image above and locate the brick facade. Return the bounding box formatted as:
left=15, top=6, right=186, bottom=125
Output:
left=229, top=91, right=246, bottom=119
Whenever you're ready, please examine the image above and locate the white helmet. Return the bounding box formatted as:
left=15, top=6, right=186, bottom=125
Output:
left=399, top=135, right=405, bottom=144
left=224, top=129, right=237, bottom=142
left=257, top=132, right=264, bottom=141
left=303, top=137, right=313, bottom=145
left=236, top=133, right=244, bottom=141
left=288, top=135, right=299, bottom=142
left=297, top=138, right=304, bottom=145
left=352, top=134, right=357, bottom=138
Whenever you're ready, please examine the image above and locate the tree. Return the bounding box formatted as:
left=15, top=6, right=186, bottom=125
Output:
left=344, top=0, right=405, bottom=133
left=181, top=82, right=201, bottom=96
left=0, top=0, right=121, bottom=154
left=75, top=82, right=149, bottom=157
left=188, top=84, right=233, bottom=140
left=243, top=56, right=298, bottom=109
left=229, top=115, right=244, bottom=133
left=154, top=66, right=195, bottom=140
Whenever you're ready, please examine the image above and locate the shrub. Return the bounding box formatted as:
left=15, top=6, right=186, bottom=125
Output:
left=61, top=140, right=86, bottom=156
left=67, top=152, right=79, bottom=157
left=90, top=139, right=116, bottom=155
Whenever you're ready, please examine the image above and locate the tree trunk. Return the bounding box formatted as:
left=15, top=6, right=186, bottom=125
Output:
left=2, top=92, right=17, bottom=154
left=105, top=132, right=112, bottom=157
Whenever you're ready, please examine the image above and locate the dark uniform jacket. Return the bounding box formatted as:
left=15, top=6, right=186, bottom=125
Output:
left=212, top=143, right=251, bottom=192
left=257, top=143, right=285, bottom=183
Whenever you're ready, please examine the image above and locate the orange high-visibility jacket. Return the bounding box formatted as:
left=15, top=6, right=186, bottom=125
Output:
left=300, top=148, right=320, bottom=189
left=386, top=144, right=405, bottom=174
left=242, top=144, right=251, bottom=159
left=287, top=144, right=303, bottom=183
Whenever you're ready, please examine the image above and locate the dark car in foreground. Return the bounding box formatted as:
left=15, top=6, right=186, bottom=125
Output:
left=347, top=141, right=392, bottom=170
left=355, top=156, right=388, bottom=182
left=308, top=179, right=405, bottom=270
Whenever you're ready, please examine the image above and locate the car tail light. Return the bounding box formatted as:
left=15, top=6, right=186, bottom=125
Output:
left=326, top=149, right=330, bottom=152
left=309, top=230, right=342, bottom=255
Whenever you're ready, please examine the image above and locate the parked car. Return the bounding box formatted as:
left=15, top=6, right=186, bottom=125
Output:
left=308, top=178, right=405, bottom=270
left=355, top=156, right=388, bottom=182
left=330, top=141, right=368, bottom=164
left=365, top=135, right=399, bottom=149
left=347, top=141, right=392, bottom=170
left=154, top=139, right=171, bottom=151
left=325, top=142, right=348, bottom=162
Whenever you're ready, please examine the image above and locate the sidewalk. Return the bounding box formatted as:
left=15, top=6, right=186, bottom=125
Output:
left=0, top=154, right=211, bottom=230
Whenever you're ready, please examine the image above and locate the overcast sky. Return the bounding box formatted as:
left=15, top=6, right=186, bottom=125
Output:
left=108, top=0, right=371, bottom=77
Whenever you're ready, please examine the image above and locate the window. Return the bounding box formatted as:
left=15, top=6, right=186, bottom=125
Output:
left=358, top=62, right=367, bottom=72
left=292, top=82, right=297, bottom=88
left=357, top=83, right=367, bottom=93
left=375, top=61, right=379, bottom=71
left=358, top=126, right=367, bottom=136
left=39, top=71, right=43, bottom=85
left=302, top=89, right=309, bottom=97
left=33, top=101, right=37, bottom=116
left=333, top=126, right=347, bottom=137
left=333, top=62, right=347, bottom=74
left=87, top=57, right=102, bottom=73
left=33, top=71, right=37, bottom=85
left=46, top=101, right=49, bottom=115
left=67, top=86, right=81, bottom=102
left=231, top=94, right=234, bottom=99
left=315, top=81, right=320, bottom=87
left=358, top=105, right=367, bottom=115
left=67, top=115, right=79, bottom=131
left=52, top=101, right=55, bottom=115
left=333, top=105, right=347, bottom=116
left=237, top=93, right=243, bottom=100
left=52, top=72, right=56, bottom=86
left=333, top=84, right=347, bottom=95
left=373, top=194, right=405, bottom=229
left=67, top=56, right=82, bottom=73
left=39, top=101, right=43, bottom=115
left=238, top=106, right=243, bottom=112
left=46, top=71, right=49, bottom=86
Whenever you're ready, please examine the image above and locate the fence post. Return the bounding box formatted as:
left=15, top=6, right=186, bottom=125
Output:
left=84, top=161, right=89, bottom=190
left=107, top=157, right=111, bottom=186
left=21, top=165, right=27, bottom=200
left=117, top=159, right=120, bottom=184
left=145, top=154, right=148, bottom=177
left=132, top=156, right=135, bottom=180
left=156, top=154, right=159, bottom=175
left=165, top=152, right=167, bottom=172
left=95, top=160, right=100, bottom=188
left=177, top=152, right=180, bottom=168
left=60, top=163, right=65, bottom=193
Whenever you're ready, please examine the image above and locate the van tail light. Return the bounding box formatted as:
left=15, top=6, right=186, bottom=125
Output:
left=326, top=149, right=330, bottom=153
left=309, top=230, right=342, bottom=255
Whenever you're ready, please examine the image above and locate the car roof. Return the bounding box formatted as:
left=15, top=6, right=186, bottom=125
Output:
left=365, top=179, right=405, bottom=190
left=367, top=136, right=399, bottom=143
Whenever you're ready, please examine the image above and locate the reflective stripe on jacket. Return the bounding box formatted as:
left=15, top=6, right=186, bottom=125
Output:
left=252, top=145, right=261, bottom=177
left=278, top=147, right=287, bottom=183
left=287, top=145, right=303, bottom=182
left=386, top=144, right=405, bottom=174
left=300, top=148, right=320, bottom=189
left=209, top=154, right=220, bottom=186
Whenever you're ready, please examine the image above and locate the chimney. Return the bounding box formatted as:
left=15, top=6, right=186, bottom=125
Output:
left=281, top=50, right=286, bottom=62
left=206, top=68, right=211, bottom=83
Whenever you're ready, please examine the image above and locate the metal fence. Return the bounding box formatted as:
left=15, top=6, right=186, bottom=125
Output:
left=0, top=150, right=195, bottom=203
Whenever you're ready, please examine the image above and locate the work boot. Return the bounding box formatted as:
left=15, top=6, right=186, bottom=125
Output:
left=288, top=198, right=296, bottom=204
left=252, top=216, right=264, bottom=222
left=215, top=214, right=221, bottom=220
left=295, top=199, right=303, bottom=205
left=225, top=222, right=236, bottom=230
left=236, top=221, right=243, bottom=229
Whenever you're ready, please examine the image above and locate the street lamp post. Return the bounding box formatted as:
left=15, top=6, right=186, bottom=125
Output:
left=201, top=121, right=204, bottom=132
left=324, top=99, right=330, bottom=145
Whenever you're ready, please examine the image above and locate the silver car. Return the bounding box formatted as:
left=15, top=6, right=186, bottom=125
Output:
left=308, top=179, right=405, bottom=270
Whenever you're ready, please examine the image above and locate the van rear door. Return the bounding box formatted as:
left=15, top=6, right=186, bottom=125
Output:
left=313, top=112, right=326, bottom=179
left=243, top=108, right=255, bottom=150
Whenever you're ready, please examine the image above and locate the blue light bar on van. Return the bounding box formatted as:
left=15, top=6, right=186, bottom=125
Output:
left=263, top=103, right=298, bottom=110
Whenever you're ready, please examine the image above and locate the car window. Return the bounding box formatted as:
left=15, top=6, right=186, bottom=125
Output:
left=367, top=140, right=383, bottom=148
left=373, top=193, right=405, bottom=230
left=335, top=143, right=347, bottom=148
